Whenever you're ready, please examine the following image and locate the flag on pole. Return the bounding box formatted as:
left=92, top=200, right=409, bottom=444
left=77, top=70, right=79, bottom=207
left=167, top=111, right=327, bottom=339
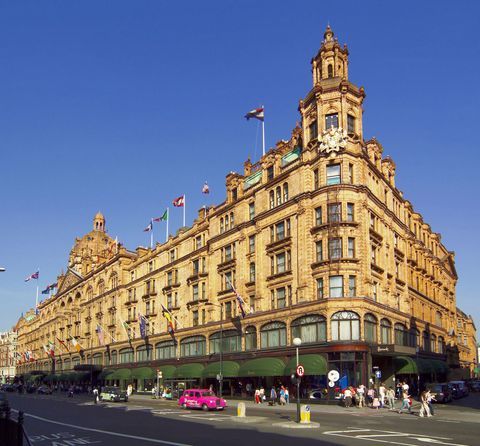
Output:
left=95, top=324, right=105, bottom=346
left=226, top=276, right=247, bottom=318
left=138, top=313, right=147, bottom=339
left=41, top=283, right=57, bottom=294
left=48, top=341, right=55, bottom=358
left=120, top=317, right=132, bottom=344
left=244, top=107, right=264, bottom=121
left=143, top=221, right=153, bottom=232
left=202, top=181, right=210, bottom=194
left=161, top=304, right=175, bottom=337
left=153, top=209, right=168, bottom=222
left=70, top=336, right=85, bottom=358
left=43, top=344, right=50, bottom=357
left=172, top=195, right=185, bottom=207
left=56, top=337, right=69, bottom=353
left=25, top=271, right=39, bottom=282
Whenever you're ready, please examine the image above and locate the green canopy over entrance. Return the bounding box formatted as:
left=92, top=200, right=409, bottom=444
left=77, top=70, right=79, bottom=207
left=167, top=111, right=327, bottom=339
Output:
left=109, top=368, right=132, bottom=380
left=284, top=354, right=327, bottom=376
left=202, top=361, right=240, bottom=378
left=157, top=365, right=176, bottom=379
left=238, top=358, right=285, bottom=377
left=98, top=369, right=114, bottom=380
left=394, top=356, right=417, bottom=374
left=174, top=363, right=204, bottom=379
left=430, top=359, right=448, bottom=374
left=416, top=358, right=434, bottom=374
left=131, top=367, right=156, bottom=380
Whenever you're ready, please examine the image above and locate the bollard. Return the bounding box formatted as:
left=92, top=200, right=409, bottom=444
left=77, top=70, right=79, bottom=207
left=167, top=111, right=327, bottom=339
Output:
left=17, top=411, right=24, bottom=446
left=237, top=402, right=246, bottom=418
left=300, top=405, right=311, bottom=424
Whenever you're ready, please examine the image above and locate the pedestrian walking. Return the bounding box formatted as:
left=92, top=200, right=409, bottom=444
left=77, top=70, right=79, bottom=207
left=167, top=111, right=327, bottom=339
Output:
left=254, top=388, right=261, bottom=404
left=343, top=387, right=353, bottom=408
left=379, top=383, right=386, bottom=408
left=398, top=390, right=412, bottom=414
left=259, top=386, right=265, bottom=403
left=419, top=391, right=432, bottom=417
left=284, top=387, right=289, bottom=404
left=270, top=386, right=277, bottom=405
left=427, top=389, right=435, bottom=416
left=279, top=386, right=286, bottom=405
left=386, top=387, right=395, bottom=410
left=127, top=384, right=133, bottom=397
left=356, top=384, right=365, bottom=407
left=93, top=387, right=99, bottom=404
left=367, top=387, right=375, bottom=406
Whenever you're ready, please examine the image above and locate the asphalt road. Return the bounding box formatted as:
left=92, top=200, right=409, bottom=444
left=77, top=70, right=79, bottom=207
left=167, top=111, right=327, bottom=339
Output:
left=5, top=392, right=480, bottom=446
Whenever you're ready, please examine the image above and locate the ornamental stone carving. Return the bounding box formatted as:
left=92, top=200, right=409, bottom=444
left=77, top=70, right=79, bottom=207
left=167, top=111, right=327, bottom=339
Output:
left=318, top=127, right=348, bottom=156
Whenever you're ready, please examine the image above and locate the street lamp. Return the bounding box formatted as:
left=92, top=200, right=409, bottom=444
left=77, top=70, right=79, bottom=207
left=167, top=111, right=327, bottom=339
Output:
left=293, top=337, right=302, bottom=423
left=0, top=267, right=5, bottom=272
left=205, top=302, right=223, bottom=398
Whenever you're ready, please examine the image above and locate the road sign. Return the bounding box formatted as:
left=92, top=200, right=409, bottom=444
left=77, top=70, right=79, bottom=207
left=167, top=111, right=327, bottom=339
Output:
left=328, top=381, right=335, bottom=387
left=328, top=370, right=340, bottom=382
left=296, top=365, right=305, bottom=377
left=375, top=370, right=382, bottom=379
left=157, top=370, right=163, bottom=378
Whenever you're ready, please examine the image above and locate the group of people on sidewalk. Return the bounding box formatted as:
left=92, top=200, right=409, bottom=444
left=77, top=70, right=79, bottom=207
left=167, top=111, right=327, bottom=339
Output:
left=342, top=381, right=436, bottom=417
left=254, top=385, right=290, bottom=405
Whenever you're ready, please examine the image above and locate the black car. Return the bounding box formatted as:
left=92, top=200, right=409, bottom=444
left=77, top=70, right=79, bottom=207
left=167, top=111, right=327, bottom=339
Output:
left=428, top=383, right=452, bottom=403
left=37, top=385, right=53, bottom=395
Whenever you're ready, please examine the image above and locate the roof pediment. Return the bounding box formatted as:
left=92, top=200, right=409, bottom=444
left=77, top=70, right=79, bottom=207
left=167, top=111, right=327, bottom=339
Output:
left=56, top=268, right=83, bottom=295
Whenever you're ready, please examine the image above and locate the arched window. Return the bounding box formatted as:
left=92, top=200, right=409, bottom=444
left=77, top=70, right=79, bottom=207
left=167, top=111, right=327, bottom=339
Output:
left=110, top=350, right=117, bottom=365
left=180, top=335, right=206, bottom=357
left=110, top=273, right=118, bottom=289
left=430, top=334, right=437, bottom=353
left=56, top=359, right=63, bottom=371
left=119, top=347, right=134, bottom=364
left=97, top=280, right=105, bottom=295
left=86, top=287, right=93, bottom=301
left=422, top=331, right=430, bottom=352
left=291, top=315, right=326, bottom=344
left=276, top=186, right=282, bottom=206
left=409, top=328, right=420, bottom=348
left=136, top=344, right=153, bottom=362
left=380, top=319, right=392, bottom=344
left=245, top=326, right=257, bottom=351
left=394, top=323, right=408, bottom=346
left=364, top=313, right=377, bottom=343
left=92, top=353, right=103, bottom=365
left=269, top=190, right=275, bottom=209
left=220, top=218, right=224, bottom=233
left=63, top=358, right=71, bottom=370
left=283, top=183, right=289, bottom=202
left=438, top=336, right=445, bottom=354
left=260, top=321, right=286, bottom=348
left=327, top=64, right=333, bottom=78
left=230, top=212, right=234, bottom=227
left=72, top=356, right=80, bottom=366
left=331, top=311, right=360, bottom=341
left=156, top=340, right=176, bottom=360
left=209, top=330, right=241, bottom=354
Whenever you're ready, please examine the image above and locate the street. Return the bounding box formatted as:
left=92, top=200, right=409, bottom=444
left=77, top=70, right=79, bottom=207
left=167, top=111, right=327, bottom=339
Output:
left=5, top=392, right=480, bottom=446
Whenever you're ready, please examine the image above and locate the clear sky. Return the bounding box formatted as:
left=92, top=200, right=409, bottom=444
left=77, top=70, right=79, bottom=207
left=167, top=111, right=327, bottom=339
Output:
left=1, top=1, right=479, bottom=332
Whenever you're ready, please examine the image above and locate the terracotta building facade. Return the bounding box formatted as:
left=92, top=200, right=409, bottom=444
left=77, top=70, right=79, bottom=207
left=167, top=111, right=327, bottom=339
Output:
left=14, top=27, right=476, bottom=394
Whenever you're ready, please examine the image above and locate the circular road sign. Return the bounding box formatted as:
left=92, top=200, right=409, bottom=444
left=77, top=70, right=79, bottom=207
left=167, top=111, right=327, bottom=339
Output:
left=328, top=381, right=335, bottom=388
left=296, top=365, right=305, bottom=377
left=327, top=370, right=340, bottom=382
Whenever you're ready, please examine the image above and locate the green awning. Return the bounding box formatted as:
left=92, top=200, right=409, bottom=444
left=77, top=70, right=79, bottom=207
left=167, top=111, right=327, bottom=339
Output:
left=174, top=363, right=204, bottom=379
left=131, top=367, right=156, bottom=380
left=284, top=354, right=327, bottom=376
left=202, top=361, right=240, bottom=378
left=394, top=356, right=418, bottom=374
left=109, top=368, right=132, bottom=380
left=98, top=370, right=114, bottom=380
left=417, top=358, right=434, bottom=374
left=238, top=358, right=286, bottom=377
left=72, top=372, right=90, bottom=382
left=430, top=359, right=448, bottom=374
left=157, top=365, right=176, bottom=379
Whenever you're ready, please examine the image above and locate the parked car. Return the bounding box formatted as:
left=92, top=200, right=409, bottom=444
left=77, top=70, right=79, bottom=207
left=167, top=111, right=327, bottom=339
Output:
left=37, top=385, right=53, bottom=395
left=26, top=385, right=37, bottom=394
left=449, top=381, right=469, bottom=398
left=0, top=392, right=9, bottom=413
left=99, top=386, right=128, bottom=402
left=308, top=388, right=327, bottom=400
left=467, top=380, right=480, bottom=392
left=427, top=383, right=452, bottom=403
left=178, top=389, right=227, bottom=411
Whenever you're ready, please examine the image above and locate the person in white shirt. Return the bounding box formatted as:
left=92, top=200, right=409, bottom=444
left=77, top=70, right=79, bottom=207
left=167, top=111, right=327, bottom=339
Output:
left=379, top=384, right=386, bottom=408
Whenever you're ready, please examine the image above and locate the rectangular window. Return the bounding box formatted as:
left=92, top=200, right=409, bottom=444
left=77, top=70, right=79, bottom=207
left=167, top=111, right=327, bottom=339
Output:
left=347, top=203, right=354, bottom=222
left=277, top=288, right=286, bottom=309
left=371, top=244, right=377, bottom=264
left=347, top=238, right=355, bottom=258
left=315, top=207, right=322, bottom=226
left=192, top=284, right=199, bottom=301
left=315, top=241, right=323, bottom=262
left=309, top=120, right=318, bottom=141
left=348, top=163, right=354, bottom=184
left=192, top=259, right=199, bottom=274
left=329, top=238, right=342, bottom=259
left=348, top=276, right=356, bottom=297
left=276, top=222, right=285, bottom=240
left=326, top=164, right=341, bottom=185
left=314, top=169, right=319, bottom=189
left=249, top=235, right=255, bottom=253
left=195, top=235, right=202, bottom=249
left=372, top=282, right=378, bottom=301
left=225, top=301, right=232, bottom=319
left=276, top=252, right=286, bottom=273
left=327, top=203, right=341, bottom=222
left=347, top=114, right=355, bottom=134
left=267, top=166, right=274, bottom=181
left=224, top=245, right=232, bottom=261
left=316, top=278, right=324, bottom=299
left=167, top=294, right=172, bottom=309
left=249, top=262, right=256, bottom=282
left=325, top=113, right=338, bottom=129
left=232, top=187, right=238, bottom=201
left=329, top=275, right=343, bottom=298
left=249, top=203, right=255, bottom=220
left=192, top=310, right=198, bottom=327
left=224, top=271, right=233, bottom=290
left=169, top=249, right=176, bottom=262
left=167, top=271, right=173, bottom=286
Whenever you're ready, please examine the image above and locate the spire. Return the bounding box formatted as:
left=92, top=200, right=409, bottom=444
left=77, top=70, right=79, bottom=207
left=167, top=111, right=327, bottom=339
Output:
left=93, top=212, right=105, bottom=232
left=323, top=24, right=334, bottom=42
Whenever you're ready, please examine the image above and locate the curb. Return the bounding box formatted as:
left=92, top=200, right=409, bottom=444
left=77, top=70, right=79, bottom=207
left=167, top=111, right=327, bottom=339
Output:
left=272, top=421, right=321, bottom=429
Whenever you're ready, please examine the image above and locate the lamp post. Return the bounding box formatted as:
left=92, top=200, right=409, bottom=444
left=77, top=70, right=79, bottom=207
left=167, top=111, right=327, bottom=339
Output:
left=0, top=267, right=5, bottom=272
left=293, top=337, right=302, bottom=423
left=205, top=302, right=223, bottom=398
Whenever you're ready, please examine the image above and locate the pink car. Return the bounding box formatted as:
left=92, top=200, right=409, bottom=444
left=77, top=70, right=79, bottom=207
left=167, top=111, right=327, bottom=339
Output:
left=178, top=389, right=227, bottom=411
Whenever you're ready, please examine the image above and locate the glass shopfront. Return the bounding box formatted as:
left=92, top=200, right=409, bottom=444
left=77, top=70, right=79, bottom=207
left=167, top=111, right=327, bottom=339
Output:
left=328, top=351, right=366, bottom=388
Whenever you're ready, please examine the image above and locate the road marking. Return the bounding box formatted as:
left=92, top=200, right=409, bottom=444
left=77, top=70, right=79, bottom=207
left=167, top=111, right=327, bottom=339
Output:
left=17, top=412, right=193, bottom=446
left=180, top=414, right=231, bottom=421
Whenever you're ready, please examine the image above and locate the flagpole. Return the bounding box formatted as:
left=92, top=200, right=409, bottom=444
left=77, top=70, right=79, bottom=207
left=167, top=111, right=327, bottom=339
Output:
left=150, top=221, right=154, bottom=249
left=36, top=267, right=39, bottom=311
left=183, top=195, right=186, bottom=227
left=166, top=207, right=169, bottom=243
left=262, top=105, right=265, bottom=156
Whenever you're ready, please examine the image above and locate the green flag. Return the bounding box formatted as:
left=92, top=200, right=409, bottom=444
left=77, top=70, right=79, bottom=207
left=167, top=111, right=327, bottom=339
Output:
left=153, top=209, right=168, bottom=222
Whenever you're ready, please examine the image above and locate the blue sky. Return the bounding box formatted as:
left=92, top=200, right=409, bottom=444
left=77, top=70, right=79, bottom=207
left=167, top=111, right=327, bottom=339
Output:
left=1, top=1, right=479, bottom=331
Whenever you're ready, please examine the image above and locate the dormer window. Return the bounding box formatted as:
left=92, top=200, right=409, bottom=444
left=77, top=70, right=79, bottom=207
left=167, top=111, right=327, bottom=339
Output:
left=309, top=121, right=318, bottom=141
left=325, top=113, right=338, bottom=129
left=267, top=166, right=274, bottom=181
left=231, top=187, right=238, bottom=201
left=327, top=64, right=333, bottom=78
left=347, top=114, right=355, bottom=134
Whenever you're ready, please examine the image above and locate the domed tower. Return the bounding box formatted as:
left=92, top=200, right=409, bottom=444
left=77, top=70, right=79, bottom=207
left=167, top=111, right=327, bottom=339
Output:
left=300, top=25, right=366, bottom=147
left=93, top=212, right=106, bottom=232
